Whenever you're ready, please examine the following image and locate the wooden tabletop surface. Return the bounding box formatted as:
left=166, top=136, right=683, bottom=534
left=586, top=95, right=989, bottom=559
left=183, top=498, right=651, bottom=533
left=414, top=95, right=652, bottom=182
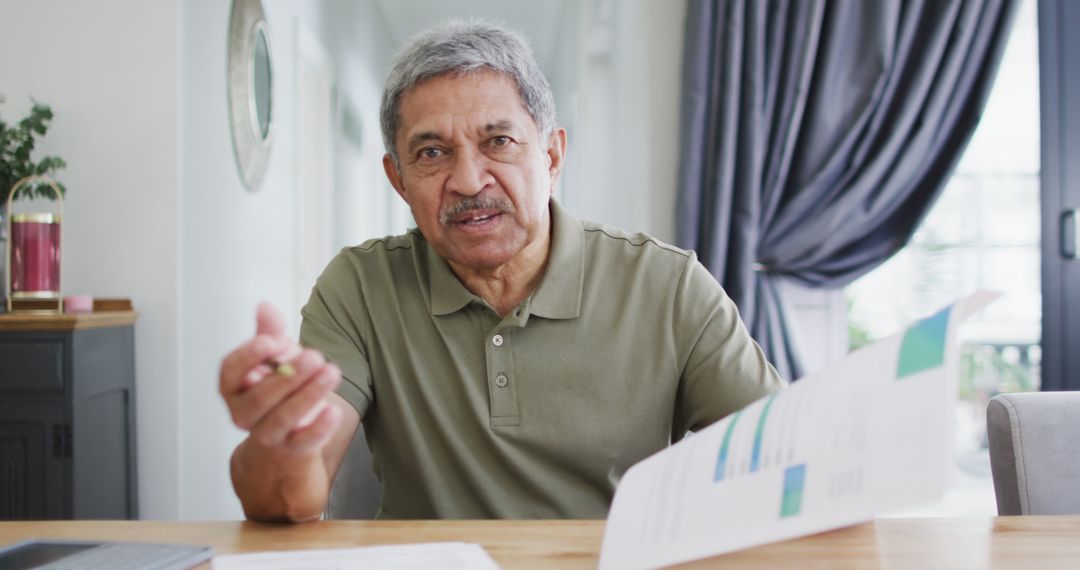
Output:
left=2, top=516, right=1079, bottom=569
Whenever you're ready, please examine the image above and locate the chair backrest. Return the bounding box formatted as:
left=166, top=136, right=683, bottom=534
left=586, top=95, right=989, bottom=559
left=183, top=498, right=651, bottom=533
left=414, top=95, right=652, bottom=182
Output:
left=325, top=423, right=382, bottom=519
left=986, top=391, right=1080, bottom=515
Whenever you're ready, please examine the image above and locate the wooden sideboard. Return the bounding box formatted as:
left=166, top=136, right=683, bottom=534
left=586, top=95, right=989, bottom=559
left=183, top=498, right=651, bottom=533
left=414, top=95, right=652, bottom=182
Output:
left=0, top=311, right=138, bottom=520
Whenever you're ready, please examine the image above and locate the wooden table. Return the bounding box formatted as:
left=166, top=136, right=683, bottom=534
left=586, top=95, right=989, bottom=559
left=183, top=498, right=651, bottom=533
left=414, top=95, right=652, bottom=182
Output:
left=2, top=516, right=1079, bottom=569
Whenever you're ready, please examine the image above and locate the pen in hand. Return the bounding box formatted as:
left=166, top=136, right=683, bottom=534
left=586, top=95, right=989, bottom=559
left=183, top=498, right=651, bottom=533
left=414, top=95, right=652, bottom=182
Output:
left=244, top=343, right=302, bottom=387
left=267, top=359, right=296, bottom=378
left=248, top=344, right=330, bottom=429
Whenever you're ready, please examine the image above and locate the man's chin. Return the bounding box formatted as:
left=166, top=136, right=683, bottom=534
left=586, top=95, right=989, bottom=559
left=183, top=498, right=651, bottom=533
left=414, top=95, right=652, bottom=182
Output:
left=437, top=229, right=526, bottom=267
left=448, top=252, right=518, bottom=272
left=441, top=238, right=528, bottom=271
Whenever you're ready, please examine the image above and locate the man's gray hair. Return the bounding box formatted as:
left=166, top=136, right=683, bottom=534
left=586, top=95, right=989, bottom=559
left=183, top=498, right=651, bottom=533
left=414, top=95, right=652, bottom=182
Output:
left=380, top=20, right=558, bottom=167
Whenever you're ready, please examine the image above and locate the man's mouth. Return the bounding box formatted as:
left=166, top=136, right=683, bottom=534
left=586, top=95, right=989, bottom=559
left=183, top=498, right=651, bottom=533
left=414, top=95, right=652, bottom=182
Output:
left=453, top=210, right=502, bottom=226
left=439, top=197, right=514, bottom=228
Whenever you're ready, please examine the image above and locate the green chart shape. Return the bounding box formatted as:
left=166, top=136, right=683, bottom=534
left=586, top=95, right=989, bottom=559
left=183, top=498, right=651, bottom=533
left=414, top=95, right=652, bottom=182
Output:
left=780, top=464, right=806, bottom=518
left=896, top=307, right=952, bottom=379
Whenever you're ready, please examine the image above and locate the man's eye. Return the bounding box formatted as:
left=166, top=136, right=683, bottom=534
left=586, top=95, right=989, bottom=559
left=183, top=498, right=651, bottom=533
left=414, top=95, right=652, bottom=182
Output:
left=490, top=135, right=511, bottom=147
left=419, top=147, right=444, bottom=159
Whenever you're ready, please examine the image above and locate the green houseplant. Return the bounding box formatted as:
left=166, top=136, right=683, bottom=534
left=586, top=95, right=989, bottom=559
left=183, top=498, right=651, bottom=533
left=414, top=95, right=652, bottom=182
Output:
left=0, top=96, right=67, bottom=205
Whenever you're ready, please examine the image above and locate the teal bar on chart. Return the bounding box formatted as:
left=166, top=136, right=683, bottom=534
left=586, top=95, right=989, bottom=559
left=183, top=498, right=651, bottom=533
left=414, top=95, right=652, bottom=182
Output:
left=750, top=394, right=778, bottom=472
left=780, top=464, right=806, bottom=518
left=897, top=307, right=951, bottom=379
left=714, top=410, right=743, bottom=482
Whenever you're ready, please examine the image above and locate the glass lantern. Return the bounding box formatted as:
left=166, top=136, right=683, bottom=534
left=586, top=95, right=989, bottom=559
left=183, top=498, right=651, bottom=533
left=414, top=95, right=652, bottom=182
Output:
left=5, top=175, right=63, bottom=313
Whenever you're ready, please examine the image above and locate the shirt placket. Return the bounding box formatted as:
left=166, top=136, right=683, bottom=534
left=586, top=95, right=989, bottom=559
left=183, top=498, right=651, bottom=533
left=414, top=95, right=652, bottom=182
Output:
left=486, top=325, right=519, bottom=426
left=485, top=304, right=531, bottom=427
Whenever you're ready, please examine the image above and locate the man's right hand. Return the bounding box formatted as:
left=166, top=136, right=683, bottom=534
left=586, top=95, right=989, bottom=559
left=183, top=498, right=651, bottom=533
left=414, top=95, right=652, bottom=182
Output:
left=220, top=303, right=359, bottom=522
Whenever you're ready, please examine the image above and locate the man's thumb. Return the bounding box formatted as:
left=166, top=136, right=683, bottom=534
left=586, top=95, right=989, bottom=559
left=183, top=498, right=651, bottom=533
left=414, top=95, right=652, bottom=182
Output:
left=255, top=302, right=287, bottom=339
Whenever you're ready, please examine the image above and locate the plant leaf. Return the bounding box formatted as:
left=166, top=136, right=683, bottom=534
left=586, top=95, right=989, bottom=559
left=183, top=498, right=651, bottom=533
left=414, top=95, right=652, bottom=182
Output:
left=1, top=101, right=62, bottom=202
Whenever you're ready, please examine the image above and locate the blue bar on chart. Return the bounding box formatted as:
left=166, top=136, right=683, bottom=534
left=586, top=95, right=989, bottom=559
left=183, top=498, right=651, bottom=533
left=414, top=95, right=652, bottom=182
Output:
left=713, top=410, right=743, bottom=482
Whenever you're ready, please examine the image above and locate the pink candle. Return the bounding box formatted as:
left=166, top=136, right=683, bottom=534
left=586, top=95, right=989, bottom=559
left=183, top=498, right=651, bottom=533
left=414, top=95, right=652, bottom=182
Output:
left=11, top=215, right=61, bottom=295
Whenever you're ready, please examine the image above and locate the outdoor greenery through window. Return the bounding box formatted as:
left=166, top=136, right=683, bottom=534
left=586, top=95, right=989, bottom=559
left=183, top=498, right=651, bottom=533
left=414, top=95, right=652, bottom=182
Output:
left=845, top=0, right=1040, bottom=515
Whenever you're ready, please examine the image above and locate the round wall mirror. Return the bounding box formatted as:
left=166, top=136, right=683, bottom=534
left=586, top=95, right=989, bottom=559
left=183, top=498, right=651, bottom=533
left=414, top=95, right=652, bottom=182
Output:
left=228, top=0, right=274, bottom=191
left=251, top=23, right=272, bottom=141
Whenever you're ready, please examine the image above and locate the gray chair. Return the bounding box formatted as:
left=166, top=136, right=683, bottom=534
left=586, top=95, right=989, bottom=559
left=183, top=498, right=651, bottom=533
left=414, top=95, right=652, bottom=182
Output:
left=986, top=391, right=1080, bottom=515
left=325, top=424, right=382, bottom=519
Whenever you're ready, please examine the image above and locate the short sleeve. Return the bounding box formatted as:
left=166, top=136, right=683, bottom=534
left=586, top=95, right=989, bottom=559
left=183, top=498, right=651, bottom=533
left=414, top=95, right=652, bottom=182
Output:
left=299, top=250, right=374, bottom=418
left=672, top=253, right=785, bottom=435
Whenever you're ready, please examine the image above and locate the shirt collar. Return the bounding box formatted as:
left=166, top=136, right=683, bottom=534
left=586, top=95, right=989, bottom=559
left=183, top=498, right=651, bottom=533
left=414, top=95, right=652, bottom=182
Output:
left=427, top=236, right=475, bottom=316
left=528, top=199, right=583, bottom=319
left=426, top=198, right=584, bottom=319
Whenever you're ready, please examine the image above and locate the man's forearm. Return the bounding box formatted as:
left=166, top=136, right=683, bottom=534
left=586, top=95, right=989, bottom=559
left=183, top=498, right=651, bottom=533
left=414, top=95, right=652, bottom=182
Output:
left=230, top=436, right=331, bottom=522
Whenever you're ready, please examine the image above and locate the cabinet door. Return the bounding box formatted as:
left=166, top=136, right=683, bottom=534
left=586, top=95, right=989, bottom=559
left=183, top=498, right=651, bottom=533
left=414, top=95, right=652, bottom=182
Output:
left=73, top=388, right=134, bottom=519
left=0, top=403, right=67, bottom=519
left=71, top=326, right=137, bottom=519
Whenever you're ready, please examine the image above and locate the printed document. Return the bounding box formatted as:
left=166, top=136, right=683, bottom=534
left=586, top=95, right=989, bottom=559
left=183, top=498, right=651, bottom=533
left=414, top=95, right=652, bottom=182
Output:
left=599, top=292, right=996, bottom=570
left=213, top=541, right=500, bottom=570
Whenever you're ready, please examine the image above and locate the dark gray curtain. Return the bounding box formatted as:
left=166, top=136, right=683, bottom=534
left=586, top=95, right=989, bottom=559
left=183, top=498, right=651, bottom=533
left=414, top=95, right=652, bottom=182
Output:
left=677, top=0, right=1019, bottom=380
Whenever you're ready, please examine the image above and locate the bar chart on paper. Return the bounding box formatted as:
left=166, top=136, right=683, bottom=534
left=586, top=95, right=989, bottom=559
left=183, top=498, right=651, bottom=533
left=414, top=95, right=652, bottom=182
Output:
left=600, top=293, right=997, bottom=570
left=710, top=359, right=872, bottom=516
left=711, top=395, right=811, bottom=519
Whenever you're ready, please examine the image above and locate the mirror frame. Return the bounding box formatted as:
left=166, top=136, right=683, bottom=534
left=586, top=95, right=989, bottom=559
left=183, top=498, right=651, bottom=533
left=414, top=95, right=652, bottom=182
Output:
left=227, top=0, right=274, bottom=192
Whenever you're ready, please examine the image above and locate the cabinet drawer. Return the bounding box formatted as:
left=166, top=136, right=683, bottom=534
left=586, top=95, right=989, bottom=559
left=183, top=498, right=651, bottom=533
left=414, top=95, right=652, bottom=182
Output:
left=0, top=340, right=65, bottom=392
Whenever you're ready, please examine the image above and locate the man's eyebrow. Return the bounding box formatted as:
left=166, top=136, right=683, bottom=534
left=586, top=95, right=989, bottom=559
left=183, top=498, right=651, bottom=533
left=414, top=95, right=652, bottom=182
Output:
left=406, top=131, right=443, bottom=153
left=485, top=120, right=515, bottom=132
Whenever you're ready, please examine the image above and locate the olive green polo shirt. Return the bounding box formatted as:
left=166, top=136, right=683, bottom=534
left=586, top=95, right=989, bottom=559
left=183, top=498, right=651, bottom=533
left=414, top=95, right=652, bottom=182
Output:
left=299, top=199, right=783, bottom=519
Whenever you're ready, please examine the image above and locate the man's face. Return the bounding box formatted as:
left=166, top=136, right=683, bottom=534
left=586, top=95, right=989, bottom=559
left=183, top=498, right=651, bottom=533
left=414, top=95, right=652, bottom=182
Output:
left=384, top=70, right=566, bottom=272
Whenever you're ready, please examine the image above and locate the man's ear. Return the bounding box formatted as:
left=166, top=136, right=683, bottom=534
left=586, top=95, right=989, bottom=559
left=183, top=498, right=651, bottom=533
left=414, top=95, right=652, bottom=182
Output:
left=546, top=128, right=568, bottom=192
left=383, top=153, right=407, bottom=200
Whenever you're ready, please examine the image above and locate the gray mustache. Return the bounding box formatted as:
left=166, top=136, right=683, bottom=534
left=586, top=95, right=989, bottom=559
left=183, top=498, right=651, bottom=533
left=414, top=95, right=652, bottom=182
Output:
left=438, top=197, right=515, bottom=225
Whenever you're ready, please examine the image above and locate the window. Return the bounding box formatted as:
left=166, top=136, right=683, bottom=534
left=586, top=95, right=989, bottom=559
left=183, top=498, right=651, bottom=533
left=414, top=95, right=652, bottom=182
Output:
left=846, top=0, right=1040, bottom=516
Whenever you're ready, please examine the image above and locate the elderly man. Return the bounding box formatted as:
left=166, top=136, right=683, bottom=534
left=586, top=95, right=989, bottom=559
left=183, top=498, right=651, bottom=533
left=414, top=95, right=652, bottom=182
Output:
left=220, top=21, right=783, bottom=522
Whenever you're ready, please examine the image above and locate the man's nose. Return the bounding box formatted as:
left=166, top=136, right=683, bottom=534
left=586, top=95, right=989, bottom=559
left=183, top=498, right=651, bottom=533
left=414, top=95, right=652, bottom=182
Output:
left=445, top=150, right=492, bottom=196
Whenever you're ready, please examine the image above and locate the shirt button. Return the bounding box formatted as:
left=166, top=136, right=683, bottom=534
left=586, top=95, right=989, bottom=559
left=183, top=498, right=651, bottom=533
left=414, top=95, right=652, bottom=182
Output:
left=492, top=334, right=504, bottom=347
left=495, top=374, right=508, bottom=387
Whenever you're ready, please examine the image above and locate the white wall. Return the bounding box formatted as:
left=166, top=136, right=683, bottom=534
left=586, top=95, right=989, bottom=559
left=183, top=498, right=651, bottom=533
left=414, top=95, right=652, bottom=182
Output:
left=641, top=0, right=686, bottom=244
left=177, top=0, right=396, bottom=520
left=0, top=0, right=182, bottom=519
left=324, top=0, right=406, bottom=245
left=555, top=0, right=686, bottom=243
left=178, top=0, right=294, bottom=521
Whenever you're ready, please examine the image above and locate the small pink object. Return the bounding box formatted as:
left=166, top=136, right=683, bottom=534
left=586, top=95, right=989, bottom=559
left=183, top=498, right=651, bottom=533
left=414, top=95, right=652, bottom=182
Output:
left=64, top=294, right=93, bottom=313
